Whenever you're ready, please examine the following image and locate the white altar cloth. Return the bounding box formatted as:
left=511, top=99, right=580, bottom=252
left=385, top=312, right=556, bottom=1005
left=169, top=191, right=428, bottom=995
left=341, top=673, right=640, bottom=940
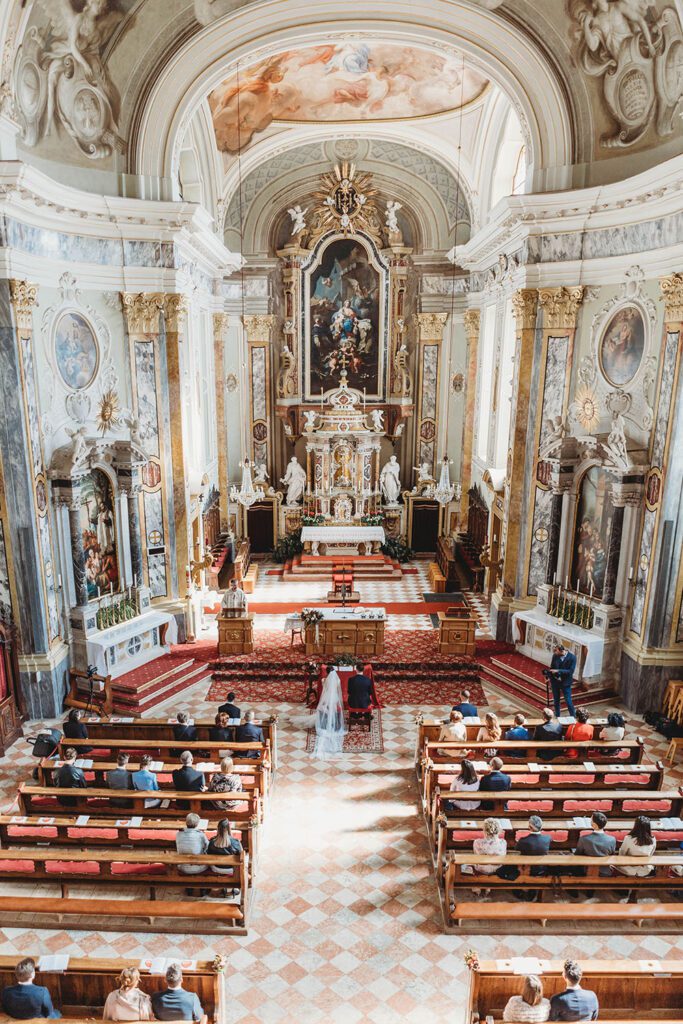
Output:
left=301, top=525, right=385, bottom=547
left=306, top=606, right=386, bottom=621
left=86, top=611, right=177, bottom=679
left=512, top=606, right=604, bottom=678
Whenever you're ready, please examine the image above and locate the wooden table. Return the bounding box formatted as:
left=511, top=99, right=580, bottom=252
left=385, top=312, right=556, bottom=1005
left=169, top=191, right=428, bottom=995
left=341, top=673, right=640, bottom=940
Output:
left=218, top=613, right=254, bottom=655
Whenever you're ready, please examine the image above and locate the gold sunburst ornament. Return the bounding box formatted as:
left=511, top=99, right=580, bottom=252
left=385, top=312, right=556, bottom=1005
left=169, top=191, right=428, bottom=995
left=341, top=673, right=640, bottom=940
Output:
left=571, top=384, right=600, bottom=433
left=97, top=388, right=122, bottom=435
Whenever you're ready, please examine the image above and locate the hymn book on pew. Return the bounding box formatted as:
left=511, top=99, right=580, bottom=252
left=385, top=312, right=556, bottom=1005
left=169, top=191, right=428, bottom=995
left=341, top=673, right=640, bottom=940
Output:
left=38, top=956, right=69, bottom=972
left=139, top=958, right=197, bottom=975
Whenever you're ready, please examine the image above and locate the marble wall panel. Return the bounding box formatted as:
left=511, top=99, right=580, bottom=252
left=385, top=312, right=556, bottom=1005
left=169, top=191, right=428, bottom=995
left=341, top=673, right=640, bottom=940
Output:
left=251, top=347, right=267, bottom=422
left=134, top=340, right=160, bottom=458
left=143, top=489, right=166, bottom=599
left=0, top=522, right=10, bottom=611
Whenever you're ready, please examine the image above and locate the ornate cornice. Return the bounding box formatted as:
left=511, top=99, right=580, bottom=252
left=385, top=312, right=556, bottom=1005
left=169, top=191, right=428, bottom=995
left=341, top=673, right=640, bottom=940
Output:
left=415, top=312, right=448, bottom=341
left=538, top=286, right=584, bottom=331
left=121, top=292, right=165, bottom=334
left=9, top=280, right=38, bottom=330
left=660, top=273, right=683, bottom=323
left=463, top=309, right=481, bottom=340
left=163, top=294, right=190, bottom=333
left=243, top=314, right=275, bottom=342
left=213, top=313, right=230, bottom=337
left=511, top=288, right=539, bottom=331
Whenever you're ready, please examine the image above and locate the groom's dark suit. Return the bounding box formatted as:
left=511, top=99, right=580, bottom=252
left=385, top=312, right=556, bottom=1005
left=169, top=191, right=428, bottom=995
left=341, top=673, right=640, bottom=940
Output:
left=347, top=672, right=373, bottom=709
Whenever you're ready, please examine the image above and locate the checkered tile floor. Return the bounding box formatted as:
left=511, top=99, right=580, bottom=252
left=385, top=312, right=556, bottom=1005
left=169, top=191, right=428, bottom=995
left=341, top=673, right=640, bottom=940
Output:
left=0, top=672, right=681, bottom=1022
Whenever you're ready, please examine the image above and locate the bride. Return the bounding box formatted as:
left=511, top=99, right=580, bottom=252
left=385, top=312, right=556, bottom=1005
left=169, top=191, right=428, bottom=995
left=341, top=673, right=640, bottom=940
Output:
left=312, top=665, right=346, bottom=759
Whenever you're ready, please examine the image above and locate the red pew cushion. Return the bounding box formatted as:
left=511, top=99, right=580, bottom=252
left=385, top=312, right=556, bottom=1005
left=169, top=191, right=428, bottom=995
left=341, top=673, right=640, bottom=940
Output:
left=604, top=774, right=649, bottom=785
left=507, top=800, right=553, bottom=812
left=516, top=775, right=540, bottom=785
left=67, top=827, right=118, bottom=840
left=0, top=859, right=35, bottom=873
left=564, top=800, right=612, bottom=812
left=45, top=860, right=99, bottom=874
left=549, top=775, right=594, bottom=786
left=623, top=800, right=672, bottom=812
left=515, top=829, right=568, bottom=842
left=8, top=826, right=57, bottom=839
left=451, top=830, right=485, bottom=842
left=111, top=862, right=167, bottom=876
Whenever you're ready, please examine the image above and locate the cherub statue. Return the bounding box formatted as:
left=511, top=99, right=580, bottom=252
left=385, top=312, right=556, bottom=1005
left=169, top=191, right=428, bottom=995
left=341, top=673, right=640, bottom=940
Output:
left=253, top=463, right=269, bottom=484
left=123, top=411, right=143, bottom=448
left=287, top=205, right=308, bottom=236
left=413, top=462, right=433, bottom=483
left=370, top=409, right=384, bottom=433
left=385, top=200, right=402, bottom=235
left=65, top=425, right=89, bottom=469
left=303, top=410, right=318, bottom=432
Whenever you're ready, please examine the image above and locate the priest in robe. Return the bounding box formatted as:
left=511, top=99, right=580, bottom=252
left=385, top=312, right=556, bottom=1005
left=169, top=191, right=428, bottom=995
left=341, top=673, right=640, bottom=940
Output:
left=221, top=578, right=248, bottom=618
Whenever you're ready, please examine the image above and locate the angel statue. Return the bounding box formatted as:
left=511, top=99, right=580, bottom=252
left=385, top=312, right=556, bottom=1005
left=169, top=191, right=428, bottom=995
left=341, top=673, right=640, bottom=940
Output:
left=288, top=205, right=308, bottom=237
left=370, top=409, right=384, bottom=433
left=303, top=410, right=319, bottom=432
left=65, top=425, right=89, bottom=470
left=253, top=463, right=269, bottom=485
left=385, top=201, right=402, bottom=235
left=123, top=411, right=143, bottom=449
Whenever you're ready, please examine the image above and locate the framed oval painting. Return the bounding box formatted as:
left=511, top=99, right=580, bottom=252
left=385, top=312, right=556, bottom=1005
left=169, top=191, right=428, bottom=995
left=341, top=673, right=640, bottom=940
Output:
left=54, top=311, right=99, bottom=390
left=598, top=304, right=645, bottom=386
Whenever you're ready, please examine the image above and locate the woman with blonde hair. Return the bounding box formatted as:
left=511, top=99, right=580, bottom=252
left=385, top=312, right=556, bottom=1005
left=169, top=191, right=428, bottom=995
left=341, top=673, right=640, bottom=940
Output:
left=102, top=967, right=152, bottom=1021
left=209, top=756, right=243, bottom=811
left=502, top=974, right=550, bottom=1022
left=476, top=712, right=502, bottom=757
left=462, top=817, right=507, bottom=895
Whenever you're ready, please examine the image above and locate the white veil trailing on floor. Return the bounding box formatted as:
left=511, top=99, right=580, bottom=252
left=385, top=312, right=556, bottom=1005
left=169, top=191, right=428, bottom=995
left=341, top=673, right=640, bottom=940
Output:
left=312, top=668, right=346, bottom=759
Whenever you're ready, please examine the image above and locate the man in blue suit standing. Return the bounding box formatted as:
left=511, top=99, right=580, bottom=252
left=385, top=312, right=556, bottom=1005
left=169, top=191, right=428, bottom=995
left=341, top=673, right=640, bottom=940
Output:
left=1, top=958, right=61, bottom=1018
left=546, top=644, right=577, bottom=718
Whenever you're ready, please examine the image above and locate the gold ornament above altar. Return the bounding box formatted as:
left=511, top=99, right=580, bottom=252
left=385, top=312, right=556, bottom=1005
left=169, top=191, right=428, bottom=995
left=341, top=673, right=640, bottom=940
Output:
left=311, top=163, right=381, bottom=241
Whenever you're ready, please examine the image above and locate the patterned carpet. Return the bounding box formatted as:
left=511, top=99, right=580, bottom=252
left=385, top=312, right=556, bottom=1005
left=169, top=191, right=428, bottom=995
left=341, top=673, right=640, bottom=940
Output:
left=305, top=712, right=384, bottom=753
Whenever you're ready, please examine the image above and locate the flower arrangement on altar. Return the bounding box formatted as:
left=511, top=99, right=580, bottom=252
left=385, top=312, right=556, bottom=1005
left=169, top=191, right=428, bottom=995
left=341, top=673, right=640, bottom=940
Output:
left=463, top=948, right=480, bottom=972
left=302, top=513, right=326, bottom=526
left=360, top=513, right=384, bottom=526
left=301, top=609, right=324, bottom=627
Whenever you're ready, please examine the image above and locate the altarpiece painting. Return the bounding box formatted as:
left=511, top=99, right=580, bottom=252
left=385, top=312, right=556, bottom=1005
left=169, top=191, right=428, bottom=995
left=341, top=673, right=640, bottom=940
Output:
left=570, top=466, right=614, bottom=599
left=80, top=468, right=120, bottom=599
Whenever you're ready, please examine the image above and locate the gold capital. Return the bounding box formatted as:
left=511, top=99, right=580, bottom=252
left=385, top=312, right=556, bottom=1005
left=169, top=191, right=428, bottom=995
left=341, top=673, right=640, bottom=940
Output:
left=121, top=292, right=165, bottom=334
left=163, top=294, right=189, bottom=333
left=415, top=312, right=448, bottom=341
left=538, top=286, right=584, bottom=331
left=243, top=314, right=275, bottom=342
left=511, top=289, right=539, bottom=331
left=9, top=280, right=38, bottom=330
left=660, top=273, right=683, bottom=323
left=463, top=309, right=481, bottom=340
left=213, top=313, right=230, bottom=337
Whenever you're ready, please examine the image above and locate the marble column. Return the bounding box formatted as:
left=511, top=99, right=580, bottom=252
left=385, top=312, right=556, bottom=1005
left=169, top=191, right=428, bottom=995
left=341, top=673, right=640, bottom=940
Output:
left=126, top=486, right=144, bottom=587
left=163, top=294, right=192, bottom=599
left=602, top=501, right=625, bottom=606
left=460, top=309, right=481, bottom=530
left=545, top=489, right=564, bottom=586
left=67, top=502, right=88, bottom=607
left=243, top=314, right=275, bottom=472
left=415, top=312, right=448, bottom=475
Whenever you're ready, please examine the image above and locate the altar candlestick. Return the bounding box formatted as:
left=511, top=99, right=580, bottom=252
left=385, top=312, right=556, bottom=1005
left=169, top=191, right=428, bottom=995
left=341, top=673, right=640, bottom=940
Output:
left=320, top=388, right=324, bottom=409
left=110, top=582, right=113, bottom=595
left=363, top=388, right=366, bottom=408
left=628, top=566, right=634, bottom=580
left=565, top=575, right=569, bottom=588
left=590, top=581, right=594, bottom=598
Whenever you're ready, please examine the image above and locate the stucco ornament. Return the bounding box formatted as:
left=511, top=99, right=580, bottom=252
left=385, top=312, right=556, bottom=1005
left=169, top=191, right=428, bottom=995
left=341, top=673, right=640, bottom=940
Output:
left=570, top=0, right=683, bottom=147
left=14, top=0, right=125, bottom=159
left=194, top=0, right=253, bottom=24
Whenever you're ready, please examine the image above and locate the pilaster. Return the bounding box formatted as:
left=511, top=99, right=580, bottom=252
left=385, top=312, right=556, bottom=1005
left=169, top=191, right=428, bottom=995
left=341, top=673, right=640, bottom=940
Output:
left=460, top=308, right=480, bottom=528
left=163, top=294, right=191, bottom=601
left=213, top=313, right=231, bottom=531
left=243, top=314, right=275, bottom=473
left=415, top=312, right=448, bottom=475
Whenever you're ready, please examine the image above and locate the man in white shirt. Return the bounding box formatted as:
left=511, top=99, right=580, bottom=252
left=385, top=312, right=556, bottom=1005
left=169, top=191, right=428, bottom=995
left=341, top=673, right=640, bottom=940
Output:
left=221, top=579, right=247, bottom=617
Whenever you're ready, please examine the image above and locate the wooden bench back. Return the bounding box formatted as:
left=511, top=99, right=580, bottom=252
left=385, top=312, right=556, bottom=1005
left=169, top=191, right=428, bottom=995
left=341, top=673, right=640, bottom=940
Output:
left=423, top=737, right=644, bottom=765
left=59, top=737, right=271, bottom=767
left=18, top=783, right=261, bottom=822
left=429, top=786, right=683, bottom=821
left=38, top=759, right=266, bottom=798
left=416, top=716, right=617, bottom=761
left=81, top=716, right=276, bottom=743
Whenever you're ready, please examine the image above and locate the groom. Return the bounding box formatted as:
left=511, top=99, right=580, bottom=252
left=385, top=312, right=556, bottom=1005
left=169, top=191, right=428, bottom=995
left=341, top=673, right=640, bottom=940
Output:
left=348, top=664, right=373, bottom=716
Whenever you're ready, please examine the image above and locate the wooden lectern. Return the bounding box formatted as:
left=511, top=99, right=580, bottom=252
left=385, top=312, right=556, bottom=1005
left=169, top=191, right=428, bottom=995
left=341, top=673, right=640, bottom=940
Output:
left=217, top=613, right=254, bottom=656
left=437, top=606, right=477, bottom=656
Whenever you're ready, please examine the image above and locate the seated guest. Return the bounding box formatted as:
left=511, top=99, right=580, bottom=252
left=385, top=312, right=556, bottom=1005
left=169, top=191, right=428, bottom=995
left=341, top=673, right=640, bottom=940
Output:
left=452, top=689, right=477, bottom=718
left=63, top=708, right=92, bottom=753
left=513, top=815, right=552, bottom=900
left=444, top=759, right=480, bottom=812
left=503, top=974, right=550, bottom=1023
left=505, top=714, right=531, bottom=757
left=207, top=817, right=243, bottom=881
left=464, top=817, right=507, bottom=880
left=106, top=752, right=133, bottom=808
left=172, top=751, right=206, bottom=807
left=533, top=708, right=563, bottom=760
left=131, top=754, right=160, bottom=809
left=565, top=708, right=592, bottom=759
left=209, top=712, right=233, bottom=744
left=209, top=756, right=243, bottom=811
left=174, top=812, right=208, bottom=875
left=438, top=710, right=467, bottom=744
left=575, top=810, right=616, bottom=876
left=1, top=957, right=61, bottom=1019
left=476, top=712, right=501, bottom=757
left=235, top=710, right=264, bottom=758
left=348, top=664, right=374, bottom=713
left=599, top=711, right=625, bottom=742
left=616, top=815, right=656, bottom=876
left=151, top=965, right=206, bottom=1024
left=218, top=692, right=241, bottom=720
left=103, top=967, right=152, bottom=1021
left=171, top=712, right=197, bottom=757
left=549, top=960, right=598, bottom=1022
left=55, top=747, right=87, bottom=807
left=479, top=756, right=511, bottom=810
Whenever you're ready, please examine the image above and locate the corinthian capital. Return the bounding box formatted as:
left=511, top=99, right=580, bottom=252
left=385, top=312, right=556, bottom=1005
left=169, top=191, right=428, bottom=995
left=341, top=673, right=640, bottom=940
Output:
left=121, top=293, right=165, bottom=334
left=9, top=280, right=38, bottom=330
left=511, top=289, right=538, bottom=330
left=243, top=314, right=275, bottom=341
left=538, top=286, right=584, bottom=331
left=660, top=273, right=683, bottom=323
left=213, top=313, right=230, bottom=338
left=163, top=294, right=190, bottom=333
left=415, top=312, right=448, bottom=340
left=463, top=309, right=481, bottom=340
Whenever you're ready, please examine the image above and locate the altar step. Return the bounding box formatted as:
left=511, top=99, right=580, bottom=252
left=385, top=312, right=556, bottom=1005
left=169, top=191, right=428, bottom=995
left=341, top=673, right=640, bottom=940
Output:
left=478, top=651, right=615, bottom=713
left=283, top=554, right=403, bottom=581
left=111, top=653, right=213, bottom=715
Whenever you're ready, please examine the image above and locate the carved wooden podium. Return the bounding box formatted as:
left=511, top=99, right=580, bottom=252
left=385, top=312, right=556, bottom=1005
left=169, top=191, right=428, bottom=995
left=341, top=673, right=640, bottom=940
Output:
left=217, top=614, right=254, bottom=656
left=304, top=615, right=385, bottom=658
left=437, top=608, right=477, bottom=656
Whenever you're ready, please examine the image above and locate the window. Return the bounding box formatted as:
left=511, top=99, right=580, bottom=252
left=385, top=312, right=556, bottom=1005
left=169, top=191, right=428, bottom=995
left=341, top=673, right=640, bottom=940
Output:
left=495, top=298, right=516, bottom=468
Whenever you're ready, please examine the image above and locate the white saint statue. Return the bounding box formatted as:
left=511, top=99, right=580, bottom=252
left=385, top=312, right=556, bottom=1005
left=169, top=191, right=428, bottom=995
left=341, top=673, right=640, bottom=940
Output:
left=253, top=463, right=269, bottom=484
left=221, top=578, right=248, bottom=617
left=385, top=200, right=402, bottom=234
left=281, top=456, right=307, bottom=505
left=379, top=455, right=401, bottom=505
left=438, top=456, right=453, bottom=490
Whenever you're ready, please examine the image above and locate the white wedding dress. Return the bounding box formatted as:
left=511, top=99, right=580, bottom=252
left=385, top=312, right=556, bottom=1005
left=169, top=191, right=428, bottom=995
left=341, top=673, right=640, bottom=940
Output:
left=312, top=669, right=346, bottom=759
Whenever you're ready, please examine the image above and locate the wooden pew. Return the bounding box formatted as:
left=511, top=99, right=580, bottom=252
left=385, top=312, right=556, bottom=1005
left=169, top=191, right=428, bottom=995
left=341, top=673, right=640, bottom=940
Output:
left=0, top=813, right=260, bottom=885
left=0, top=956, right=225, bottom=1020
left=38, top=757, right=268, bottom=801
left=435, top=815, right=683, bottom=879
left=18, top=783, right=262, bottom=823
left=449, top=899, right=683, bottom=932
left=423, top=760, right=666, bottom=837
left=0, top=847, right=248, bottom=924
left=468, top=958, right=683, bottom=1022
left=423, top=737, right=645, bottom=766
left=80, top=715, right=278, bottom=770
left=444, top=852, right=683, bottom=915
left=427, top=786, right=683, bottom=823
